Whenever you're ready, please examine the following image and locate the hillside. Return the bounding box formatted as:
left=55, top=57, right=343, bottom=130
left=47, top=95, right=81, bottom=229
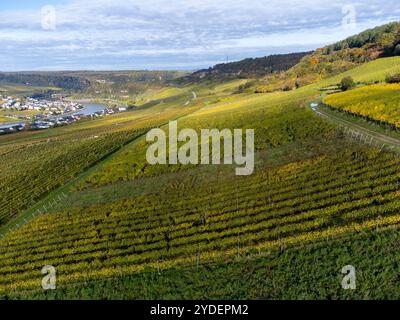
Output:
left=176, top=52, right=311, bottom=84
left=324, top=22, right=400, bottom=55
left=1, top=54, right=400, bottom=298
left=0, top=73, right=90, bottom=92
left=0, top=71, right=187, bottom=104
left=1, top=20, right=400, bottom=300
left=251, top=22, right=400, bottom=92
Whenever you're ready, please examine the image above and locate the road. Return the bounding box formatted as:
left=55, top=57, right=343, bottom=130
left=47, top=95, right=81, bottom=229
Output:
left=310, top=103, right=400, bottom=149
left=184, top=91, right=197, bottom=106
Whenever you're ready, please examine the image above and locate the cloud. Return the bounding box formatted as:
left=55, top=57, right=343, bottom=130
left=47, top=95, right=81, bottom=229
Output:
left=0, top=0, right=399, bottom=70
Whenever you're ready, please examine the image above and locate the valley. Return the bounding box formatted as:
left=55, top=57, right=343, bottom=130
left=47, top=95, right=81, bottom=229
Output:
left=1, top=22, right=400, bottom=300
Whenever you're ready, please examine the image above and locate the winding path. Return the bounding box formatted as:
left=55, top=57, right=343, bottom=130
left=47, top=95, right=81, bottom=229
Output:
left=184, top=91, right=197, bottom=106
left=310, top=103, right=400, bottom=148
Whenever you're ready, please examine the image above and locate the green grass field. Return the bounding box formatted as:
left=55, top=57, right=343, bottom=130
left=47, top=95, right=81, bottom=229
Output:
left=318, top=56, right=400, bottom=86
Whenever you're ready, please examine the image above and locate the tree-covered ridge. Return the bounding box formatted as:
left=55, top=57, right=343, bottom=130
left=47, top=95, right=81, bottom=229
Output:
left=0, top=71, right=188, bottom=96
left=176, top=52, right=311, bottom=84
left=324, top=22, right=400, bottom=54
left=0, top=73, right=91, bottom=92
left=251, top=22, right=400, bottom=93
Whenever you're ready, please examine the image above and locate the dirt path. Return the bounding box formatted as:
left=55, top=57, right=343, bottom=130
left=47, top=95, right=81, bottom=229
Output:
left=184, top=91, right=198, bottom=106
left=311, top=104, right=400, bottom=148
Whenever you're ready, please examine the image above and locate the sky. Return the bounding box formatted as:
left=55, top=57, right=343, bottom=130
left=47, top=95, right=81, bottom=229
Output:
left=0, top=0, right=399, bottom=71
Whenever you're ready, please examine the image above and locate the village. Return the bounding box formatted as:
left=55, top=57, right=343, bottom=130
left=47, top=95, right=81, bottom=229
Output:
left=0, top=94, right=129, bottom=135
left=0, top=94, right=83, bottom=115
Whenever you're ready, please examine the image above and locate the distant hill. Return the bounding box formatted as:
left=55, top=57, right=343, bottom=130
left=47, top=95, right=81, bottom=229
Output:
left=177, top=22, right=400, bottom=89
left=0, top=72, right=91, bottom=91
left=252, top=21, right=400, bottom=92
left=176, top=52, right=312, bottom=84
left=67, top=71, right=186, bottom=100
left=324, top=22, right=400, bottom=55
left=0, top=71, right=186, bottom=97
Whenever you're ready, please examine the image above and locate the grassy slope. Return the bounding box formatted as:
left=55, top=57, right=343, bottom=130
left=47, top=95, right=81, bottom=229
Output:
left=317, top=56, right=400, bottom=86
left=74, top=57, right=400, bottom=188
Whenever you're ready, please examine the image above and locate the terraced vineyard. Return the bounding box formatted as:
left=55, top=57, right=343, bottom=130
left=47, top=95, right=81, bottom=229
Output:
left=324, top=83, right=400, bottom=128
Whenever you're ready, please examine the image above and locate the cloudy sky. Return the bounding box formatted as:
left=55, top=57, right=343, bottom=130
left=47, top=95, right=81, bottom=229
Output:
left=0, top=0, right=399, bottom=71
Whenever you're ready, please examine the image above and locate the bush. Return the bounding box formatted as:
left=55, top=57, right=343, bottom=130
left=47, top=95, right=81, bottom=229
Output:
left=235, top=81, right=256, bottom=94
left=386, top=73, right=400, bottom=83
left=394, top=44, right=400, bottom=56
left=340, top=76, right=355, bottom=91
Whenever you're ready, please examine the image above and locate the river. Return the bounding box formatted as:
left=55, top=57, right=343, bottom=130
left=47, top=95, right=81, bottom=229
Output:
left=71, top=103, right=107, bottom=116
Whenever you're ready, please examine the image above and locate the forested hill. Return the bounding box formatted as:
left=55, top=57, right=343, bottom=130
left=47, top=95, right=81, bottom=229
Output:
left=324, top=21, right=400, bottom=55
left=249, top=21, right=400, bottom=93
left=0, top=73, right=91, bottom=91
left=176, top=51, right=312, bottom=84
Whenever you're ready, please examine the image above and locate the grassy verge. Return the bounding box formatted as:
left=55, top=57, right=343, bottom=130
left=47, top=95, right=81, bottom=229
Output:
left=314, top=104, right=400, bottom=153
left=319, top=104, right=400, bottom=141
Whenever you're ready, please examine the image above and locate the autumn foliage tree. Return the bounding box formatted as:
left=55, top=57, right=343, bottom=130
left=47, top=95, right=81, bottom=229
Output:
left=340, top=76, right=355, bottom=91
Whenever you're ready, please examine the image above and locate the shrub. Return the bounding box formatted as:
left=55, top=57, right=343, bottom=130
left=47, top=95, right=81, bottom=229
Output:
left=340, top=76, right=355, bottom=91
left=394, top=44, right=400, bottom=56
left=235, top=81, right=256, bottom=94
left=386, top=73, right=400, bottom=83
